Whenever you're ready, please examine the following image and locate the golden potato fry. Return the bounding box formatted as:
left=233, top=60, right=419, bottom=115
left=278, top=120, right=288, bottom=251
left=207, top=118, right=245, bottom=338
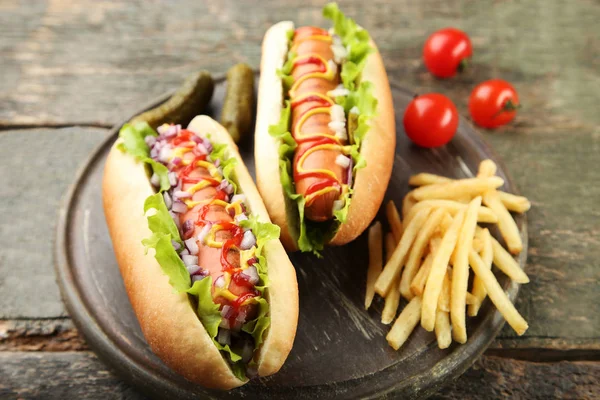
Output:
left=469, top=250, right=528, bottom=335
left=410, top=253, right=433, bottom=297
left=409, top=173, right=452, bottom=186
left=469, top=228, right=493, bottom=316
left=451, top=196, right=481, bottom=343
left=386, top=200, right=403, bottom=243
left=400, top=208, right=447, bottom=300
left=421, top=210, right=466, bottom=331
left=477, top=159, right=497, bottom=178
left=497, top=191, right=531, bottom=213
left=435, top=310, right=452, bottom=349
left=412, top=177, right=504, bottom=201
left=483, top=191, right=523, bottom=254
left=365, top=222, right=383, bottom=310
left=386, top=296, right=422, bottom=350
left=404, top=200, right=498, bottom=227
left=375, top=208, right=431, bottom=297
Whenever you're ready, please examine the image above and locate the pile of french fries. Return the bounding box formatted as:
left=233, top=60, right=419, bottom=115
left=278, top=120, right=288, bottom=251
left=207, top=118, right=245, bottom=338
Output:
left=365, top=159, right=531, bottom=350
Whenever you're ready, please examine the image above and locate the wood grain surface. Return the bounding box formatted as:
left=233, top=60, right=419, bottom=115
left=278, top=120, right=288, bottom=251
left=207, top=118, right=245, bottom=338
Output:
left=1, top=0, right=598, bottom=398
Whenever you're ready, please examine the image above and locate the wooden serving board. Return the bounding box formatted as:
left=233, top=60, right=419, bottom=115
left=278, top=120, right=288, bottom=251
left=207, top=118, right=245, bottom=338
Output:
left=55, top=75, right=527, bottom=399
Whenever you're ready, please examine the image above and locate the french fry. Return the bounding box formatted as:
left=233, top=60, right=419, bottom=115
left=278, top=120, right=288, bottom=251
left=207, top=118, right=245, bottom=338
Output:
left=435, top=310, right=452, bottom=349
left=468, top=250, right=529, bottom=335
left=381, top=233, right=401, bottom=324
left=451, top=196, right=481, bottom=343
left=483, top=191, right=523, bottom=254
left=472, top=237, right=484, bottom=253
left=412, top=177, right=504, bottom=201
left=421, top=210, right=466, bottom=331
left=497, top=191, right=531, bottom=213
left=490, top=235, right=530, bottom=283
left=409, top=173, right=452, bottom=186
left=386, top=201, right=403, bottom=243
left=477, top=159, right=497, bottom=178
left=404, top=200, right=498, bottom=226
left=410, top=253, right=433, bottom=297
left=465, top=292, right=480, bottom=306
left=375, top=208, right=431, bottom=297
left=438, top=268, right=451, bottom=312
left=365, top=222, right=383, bottom=310
left=386, top=296, right=422, bottom=350
left=402, top=191, right=417, bottom=219
left=469, top=228, right=493, bottom=316
left=385, top=232, right=397, bottom=259
left=400, top=208, right=447, bottom=300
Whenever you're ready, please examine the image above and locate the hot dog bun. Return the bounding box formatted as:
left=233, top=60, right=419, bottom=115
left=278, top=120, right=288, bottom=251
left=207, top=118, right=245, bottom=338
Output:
left=103, top=115, right=298, bottom=389
left=255, top=21, right=395, bottom=251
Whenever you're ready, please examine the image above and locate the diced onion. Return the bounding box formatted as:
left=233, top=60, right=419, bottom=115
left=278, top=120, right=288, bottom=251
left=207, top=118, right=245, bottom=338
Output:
left=158, top=146, right=172, bottom=163
left=150, top=173, right=160, bottom=187
left=163, top=192, right=172, bottom=209
left=186, top=264, right=201, bottom=275
left=220, top=305, right=234, bottom=319
left=214, top=275, right=226, bottom=288
left=180, top=249, right=190, bottom=256
left=182, top=219, right=194, bottom=239
left=333, top=199, right=345, bottom=212
left=331, top=42, right=348, bottom=64
left=144, top=135, right=156, bottom=147
left=335, top=130, right=348, bottom=141
left=328, top=85, right=350, bottom=98
left=171, top=240, right=181, bottom=251
left=231, top=194, right=247, bottom=205
left=240, top=230, right=256, bottom=250
left=168, top=172, right=178, bottom=187
left=349, top=106, right=359, bottom=115
left=219, top=319, right=230, bottom=330
left=197, top=223, right=212, bottom=244
left=234, top=214, right=248, bottom=224
left=217, top=328, right=231, bottom=345
left=171, top=200, right=187, bottom=214
left=240, top=339, right=254, bottom=363
left=192, top=274, right=207, bottom=283
left=241, top=266, right=259, bottom=285
left=157, top=124, right=168, bottom=135
left=328, top=59, right=338, bottom=75
left=196, top=143, right=209, bottom=155
left=184, top=238, right=199, bottom=255
left=330, top=104, right=346, bottom=121
left=328, top=120, right=345, bottom=131
left=173, top=190, right=191, bottom=199
left=182, top=254, right=198, bottom=267
left=164, top=125, right=178, bottom=138
left=335, top=154, right=351, bottom=168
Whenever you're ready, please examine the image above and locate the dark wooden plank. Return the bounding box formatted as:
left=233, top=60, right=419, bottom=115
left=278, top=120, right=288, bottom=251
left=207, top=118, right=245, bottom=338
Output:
left=0, top=0, right=598, bottom=127
left=1, top=352, right=597, bottom=400
left=0, top=128, right=110, bottom=319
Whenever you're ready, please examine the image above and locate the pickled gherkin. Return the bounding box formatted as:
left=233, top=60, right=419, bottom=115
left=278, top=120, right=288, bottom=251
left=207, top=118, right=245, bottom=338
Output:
left=220, top=64, right=255, bottom=143
left=130, top=71, right=214, bottom=129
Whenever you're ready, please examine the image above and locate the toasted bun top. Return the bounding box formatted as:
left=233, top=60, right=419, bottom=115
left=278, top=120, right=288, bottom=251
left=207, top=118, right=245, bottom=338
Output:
left=255, top=25, right=395, bottom=250
left=103, top=116, right=298, bottom=389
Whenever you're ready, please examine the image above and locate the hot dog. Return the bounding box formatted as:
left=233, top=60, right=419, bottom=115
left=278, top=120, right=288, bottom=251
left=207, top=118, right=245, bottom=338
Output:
left=255, top=3, right=396, bottom=253
left=103, top=115, right=298, bottom=389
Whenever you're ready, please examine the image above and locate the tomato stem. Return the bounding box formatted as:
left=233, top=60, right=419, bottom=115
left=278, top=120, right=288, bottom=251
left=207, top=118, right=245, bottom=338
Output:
left=493, top=99, right=522, bottom=118
left=457, top=58, right=470, bottom=73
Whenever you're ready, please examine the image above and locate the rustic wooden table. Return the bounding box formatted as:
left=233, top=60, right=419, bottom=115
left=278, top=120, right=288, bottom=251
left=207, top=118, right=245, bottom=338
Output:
left=1, top=1, right=598, bottom=399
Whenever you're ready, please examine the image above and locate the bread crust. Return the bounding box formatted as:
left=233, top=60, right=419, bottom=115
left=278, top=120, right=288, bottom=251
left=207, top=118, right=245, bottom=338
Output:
left=255, top=25, right=395, bottom=250
left=103, top=116, right=298, bottom=389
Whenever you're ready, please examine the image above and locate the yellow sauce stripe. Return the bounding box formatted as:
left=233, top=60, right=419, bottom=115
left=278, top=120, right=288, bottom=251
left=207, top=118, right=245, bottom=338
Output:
left=184, top=198, right=212, bottom=208
left=296, top=143, right=343, bottom=181
left=186, top=180, right=215, bottom=194
left=289, top=68, right=337, bottom=98
left=205, top=224, right=225, bottom=248
left=294, top=107, right=342, bottom=143
left=225, top=201, right=243, bottom=216
left=304, top=186, right=341, bottom=206
left=195, top=160, right=222, bottom=179
left=170, top=146, right=193, bottom=160
left=291, top=35, right=332, bottom=51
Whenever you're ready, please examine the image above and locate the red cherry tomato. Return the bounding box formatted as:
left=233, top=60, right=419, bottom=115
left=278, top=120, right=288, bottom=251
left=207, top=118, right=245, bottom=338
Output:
left=469, top=79, right=520, bottom=128
left=403, top=93, right=459, bottom=148
left=423, top=28, right=472, bottom=78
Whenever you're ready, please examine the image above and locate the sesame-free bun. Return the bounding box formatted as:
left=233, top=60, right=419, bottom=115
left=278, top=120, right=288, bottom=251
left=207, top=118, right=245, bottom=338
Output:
left=103, top=116, right=298, bottom=389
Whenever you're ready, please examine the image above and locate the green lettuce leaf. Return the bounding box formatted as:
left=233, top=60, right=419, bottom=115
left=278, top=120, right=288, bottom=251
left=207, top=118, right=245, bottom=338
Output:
left=210, top=142, right=239, bottom=193
left=242, top=297, right=270, bottom=347
left=187, top=277, right=221, bottom=338
left=117, top=122, right=170, bottom=192
left=143, top=193, right=183, bottom=248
